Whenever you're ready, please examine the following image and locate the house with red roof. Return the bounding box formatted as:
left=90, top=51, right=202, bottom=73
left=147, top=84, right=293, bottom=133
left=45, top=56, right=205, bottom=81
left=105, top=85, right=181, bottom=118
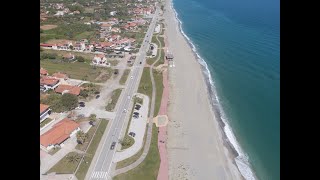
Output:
left=40, top=104, right=51, bottom=123
left=52, top=72, right=68, bottom=80
left=40, top=68, right=48, bottom=76
left=40, top=118, right=80, bottom=151
left=55, top=84, right=81, bottom=96
left=40, top=77, right=60, bottom=91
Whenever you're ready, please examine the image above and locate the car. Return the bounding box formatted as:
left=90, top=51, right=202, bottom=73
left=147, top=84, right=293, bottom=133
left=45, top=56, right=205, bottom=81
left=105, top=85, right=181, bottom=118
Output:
left=139, top=62, right=142, bottom=64
left=130, top=76, right=133, bottom=79
left=135, top=104, right=141, bottom=108
left=127, top=95, right=131, bottom=99
left=133, top=115, right=139, bottom=119
left=79, top=104, right=85, bottom=107
left=78, top=114, right=85, bottom=118
left=129, top=132, right=136, bottom=137
left=110, top=142, right=116, bottom=150
left=79, top=102, right=85, bottom=105
left=133, top=112, right=139, bottom=115
left=123, top=109, right=127, bottom=113
left=96, top=95, right=100, bottom=99
left=94, top=91, right=100, bottom=94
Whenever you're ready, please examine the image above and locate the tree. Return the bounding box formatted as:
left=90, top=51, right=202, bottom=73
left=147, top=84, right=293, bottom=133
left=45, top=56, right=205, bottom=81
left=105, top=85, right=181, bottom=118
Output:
left=76, top=131, right=85, bottom=144
left=79, top=89, right=89, bottom=98
left=61, top=93, right=78, bottom=110
left=76, top=56, right=85, bottom=62
left=67, top=154, right=81, bottom=164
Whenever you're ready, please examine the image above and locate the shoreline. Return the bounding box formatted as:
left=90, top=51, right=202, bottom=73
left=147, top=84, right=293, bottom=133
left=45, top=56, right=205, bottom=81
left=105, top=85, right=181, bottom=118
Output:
left=164, top=0, right=254, bottom=179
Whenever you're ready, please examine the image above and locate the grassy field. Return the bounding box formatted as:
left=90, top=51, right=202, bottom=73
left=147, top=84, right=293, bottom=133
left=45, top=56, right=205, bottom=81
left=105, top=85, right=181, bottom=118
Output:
left=75, top=119, right=109, bottom=180
left=119, top=69, right=131, bottom=85
left=109, top=59, right=120, bottom=66
left=153, top=70, right=164, bottom=116
left=40, top=60, right=112, bottom=82
left=75, top=120, right=100, bottom=152
left=47, top=152, right=81, bottom=174
left=40, top=118, right=53, bottom=128
left=154, top=49, right=165, bottom=67
left=116, top=126, right=147, bottom=169
left=42, top=49, right=94, bottom=62
left=106, top=89, right=123, bottom=111
left=113, top=124, right=160, bottom=180
left=138, top=68, right=152, bottom=100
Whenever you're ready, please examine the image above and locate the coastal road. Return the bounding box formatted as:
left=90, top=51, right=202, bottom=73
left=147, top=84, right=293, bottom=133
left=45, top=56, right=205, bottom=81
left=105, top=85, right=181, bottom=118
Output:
left=87, top=6, right=160, bottom=180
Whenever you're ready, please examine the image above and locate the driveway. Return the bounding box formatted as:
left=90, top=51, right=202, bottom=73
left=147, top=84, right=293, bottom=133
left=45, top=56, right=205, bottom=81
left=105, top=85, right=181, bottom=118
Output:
left=113, top=94, right=149, bottom=162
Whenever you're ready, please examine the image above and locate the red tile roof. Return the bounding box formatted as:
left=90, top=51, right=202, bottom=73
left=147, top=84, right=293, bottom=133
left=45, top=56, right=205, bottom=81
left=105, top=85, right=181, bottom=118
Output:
left=40, top=68, right=48, bottom=75
left=40, top=118, right=80, bottom=147
left=55, top=84, right=81, bottom=95
left=40, top=104, right=49, bottom=114
left=52, top=72, right=68, bottom=79
left=40, top=77, right=59, bottom=86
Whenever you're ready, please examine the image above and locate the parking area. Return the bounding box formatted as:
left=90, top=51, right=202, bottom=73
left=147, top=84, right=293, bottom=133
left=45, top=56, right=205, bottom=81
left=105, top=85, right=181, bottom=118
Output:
left=113, top=94, right=149, bottom=162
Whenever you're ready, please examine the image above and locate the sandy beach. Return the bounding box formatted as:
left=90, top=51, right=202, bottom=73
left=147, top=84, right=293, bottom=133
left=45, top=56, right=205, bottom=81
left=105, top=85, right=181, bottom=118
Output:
left=164, top=0, right=243, bottom=179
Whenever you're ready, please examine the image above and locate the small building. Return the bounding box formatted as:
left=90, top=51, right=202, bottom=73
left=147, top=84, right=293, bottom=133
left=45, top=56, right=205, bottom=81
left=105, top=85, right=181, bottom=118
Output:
left=63, top=53, right=75, bottom=60
left=40, top=77, right=60, bottom=91
left=52, top=72, right=68, bottom=80
left=92, top=54, right=109, bottom=66
left=40, top=118, right=80, bottom=151
left=40, top=68, right=48, bottom=76
left=110, top=11, right=117, bottom=16
left=55, top=84, right=81, bottom=96
left=101, top=23, right=112, bottom=31
left=40, top=104, right=51, bottom=123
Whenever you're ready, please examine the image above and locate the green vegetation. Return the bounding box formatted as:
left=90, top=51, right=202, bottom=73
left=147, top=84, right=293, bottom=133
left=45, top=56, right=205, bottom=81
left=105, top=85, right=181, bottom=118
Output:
left=119, top=69, right=130, bottom=85
left=41, top=49, right=94, bottom=62
left=106, top=88, right=123, bottom=111
left=153, top=70, right=164, bottom=116
left=40, top=23, right=94, bottom=42
left=113, top=125, right=160, bottom=180
left=154, top=49, right=165, bottom=67
left=75, top=119, right=99, bottom=151
left=40, top=60, right=112, bottom=82
left=40, top=118, right=53, bottom=128
left=47, top=152, right=81, bottom=174
left=80, top=83, right=101, bottom=100
left=120, top=136, right=135, bottom=150
left=61, top=93, right=79, bottom=111
left=75, top=119, right=109, bottom=180
left=76, top=130, right=89, bottom=145
left=41, top=93, right=78, bottom=113
left=116, top=127, right=147, bottom=169
left=138, top=68, right=152, bottom=100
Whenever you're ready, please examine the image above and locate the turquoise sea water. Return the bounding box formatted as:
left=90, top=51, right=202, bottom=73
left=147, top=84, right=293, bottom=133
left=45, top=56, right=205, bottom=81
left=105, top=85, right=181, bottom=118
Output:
left=171, top=0, right=280, bottom=179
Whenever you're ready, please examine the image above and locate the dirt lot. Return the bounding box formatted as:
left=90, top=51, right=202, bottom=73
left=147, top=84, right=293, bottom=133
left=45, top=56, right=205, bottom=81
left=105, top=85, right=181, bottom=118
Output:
left=40, top=24, right=58, bottom=30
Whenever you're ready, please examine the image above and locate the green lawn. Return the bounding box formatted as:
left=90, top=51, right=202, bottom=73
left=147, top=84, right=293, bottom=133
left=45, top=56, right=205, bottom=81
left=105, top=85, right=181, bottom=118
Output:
left=75, top=120, right=100, bottom=152
left=138, top=68, right=152, bottom=100
left=120, top=98, right=138, bottom=150
left=113, top=125, right=160, bottom=180
left=47, top=152, right=81, bottom=174
left=40, top=60, right=112, bottom=82
left=106, top=88, right=123, bottom=111
left=154, top=49, right=165, bottom=67
left=75, top=119, right=109, bottom=180
left=109, top=59, right=120, bottom=66
left=40, top=118, right=53, bottom=128
left=119, top=69, right=131, bottom=85
left=42, top=49, right=94, bottom=63
left=153, top=70, right=164, bottom=116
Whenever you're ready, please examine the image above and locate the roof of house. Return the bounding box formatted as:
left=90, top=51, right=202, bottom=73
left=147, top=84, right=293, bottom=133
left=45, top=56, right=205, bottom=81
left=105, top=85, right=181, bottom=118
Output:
left=40, top=104, right=49, bottom=114
left=55, top=84, right=81, bottom=95
left=40, top=77, right=59, bottom=86
left=52, top=72, right=68, bottom=79
left=40, top=68, right=48, bottom=75
left=40, top=118, right=79, bottom=147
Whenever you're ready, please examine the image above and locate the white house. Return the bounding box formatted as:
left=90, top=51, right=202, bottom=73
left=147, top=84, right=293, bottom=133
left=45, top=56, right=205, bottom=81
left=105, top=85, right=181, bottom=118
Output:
left=54, top=11, right=64, bottom=16
left=110, top=11, right=117, bottom=16
left=40, top=77, right=60, bottom=91
left=40, top=104, right=51, bottom=123
left=92, top=54, right=109, bottom=66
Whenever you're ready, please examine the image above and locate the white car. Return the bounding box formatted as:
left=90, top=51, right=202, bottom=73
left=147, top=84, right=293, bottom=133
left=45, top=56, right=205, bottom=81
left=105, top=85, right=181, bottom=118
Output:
left=75, top=107, right=82, bottom=110
left=123, top=109, right=127, bottom=113
left=127, top=95, right=131, bottom=99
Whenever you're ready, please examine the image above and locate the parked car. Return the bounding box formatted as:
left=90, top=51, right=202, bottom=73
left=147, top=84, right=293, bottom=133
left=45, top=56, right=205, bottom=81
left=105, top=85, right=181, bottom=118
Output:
left=96, top=95, right=100, bottom=99
left=129, top=132, right=136, bottom=137
left=133, top=115, right=139, bottom=119
left=110, top=142, right=116, bottom=150
left=133, top=112, right=139, bottom=115
left=135, top=104, right=141, bottom=109
left=139, top=62, right=142, bottom=64
left=79, top=104, right=85, bottom=107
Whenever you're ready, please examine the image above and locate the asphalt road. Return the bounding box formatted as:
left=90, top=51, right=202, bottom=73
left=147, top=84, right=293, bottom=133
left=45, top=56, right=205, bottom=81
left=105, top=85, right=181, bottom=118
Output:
left=88, top=6, right=160, bottom=180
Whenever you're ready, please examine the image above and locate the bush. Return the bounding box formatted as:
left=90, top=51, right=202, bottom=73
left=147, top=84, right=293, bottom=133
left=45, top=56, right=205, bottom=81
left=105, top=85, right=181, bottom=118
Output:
left=77, top=56, right=85, bottom=62
left=40, top=53, right=57, bottom=60
left=80, top=89, right=89, bottom=98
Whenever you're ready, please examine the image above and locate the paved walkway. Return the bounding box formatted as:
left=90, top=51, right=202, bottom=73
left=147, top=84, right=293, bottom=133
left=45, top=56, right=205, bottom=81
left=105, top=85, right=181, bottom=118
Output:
left=114, top=19, right=162, bottom=176
left=114, top=94, right=149, bottom=162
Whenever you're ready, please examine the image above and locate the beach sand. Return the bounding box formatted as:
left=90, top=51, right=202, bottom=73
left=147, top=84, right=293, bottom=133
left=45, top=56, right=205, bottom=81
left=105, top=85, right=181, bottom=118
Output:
left=164, top=0, right=243, bottom=179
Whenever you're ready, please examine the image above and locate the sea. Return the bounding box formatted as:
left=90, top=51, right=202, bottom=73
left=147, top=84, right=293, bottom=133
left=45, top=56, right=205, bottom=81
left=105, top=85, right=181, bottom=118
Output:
left=170, top=0, right=280, bottom=179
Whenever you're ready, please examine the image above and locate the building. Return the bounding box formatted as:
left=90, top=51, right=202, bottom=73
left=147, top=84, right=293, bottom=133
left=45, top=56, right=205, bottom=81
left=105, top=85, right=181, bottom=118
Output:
left=40, top=77, right=60, bottom=91
left=166, top=53, right=174, bottom=61
left=92, top=54, right=109, bottom=66
left=40, top=118, right=80, bottom=151
left=52, top=72, right=68, bottom=80
left=63, top=53, right=75, bottom=60
left=40, top=104, right=51, bottom=123
left=110, top=11, right=117, bottom=16
left=100, top=23, right=112, bottom=31
left=55, top=84, right=81, bottom=96
left=40, top=68, right=48, bottom=76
